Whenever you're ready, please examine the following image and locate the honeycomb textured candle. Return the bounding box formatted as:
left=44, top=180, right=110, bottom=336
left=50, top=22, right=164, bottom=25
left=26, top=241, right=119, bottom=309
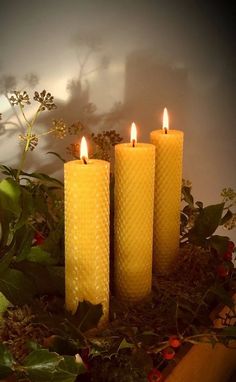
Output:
left=114, top=143, right=155, bottom=302
left=150, top=130, right=183, bottom=274
left=64, top=159, right=110, bottom=323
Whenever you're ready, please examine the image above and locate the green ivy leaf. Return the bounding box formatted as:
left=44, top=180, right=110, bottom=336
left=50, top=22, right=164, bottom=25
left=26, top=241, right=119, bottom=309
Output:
left=15, top=187, right=34, bottom=230
left=23, top=350, right=85, bottom=382
left=188, top=203, right=224, bottom=245
left=208, top=235, right=229, bottom=255
left=51, top=355, right=86, bottom=382
left=0, top=178, right=21, bottom=216
left=0, top=344, right=14, bottom=379
left=0, top=268, right=36, bottom=305
left=23, top=349, right=63, bottom=381
left=74, top=300, right=103, bottom=332
left=14, top=261, right=65, bottom=296
left=25, top=246, right=57, bottom=265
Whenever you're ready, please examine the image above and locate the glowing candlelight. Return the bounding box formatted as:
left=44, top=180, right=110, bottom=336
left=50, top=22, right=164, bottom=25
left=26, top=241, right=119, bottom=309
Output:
left=130, top=122, right=137, bottom=147
left=80, top=136, right=88, bottom=164
left=163, top=107, right=169, bottom=134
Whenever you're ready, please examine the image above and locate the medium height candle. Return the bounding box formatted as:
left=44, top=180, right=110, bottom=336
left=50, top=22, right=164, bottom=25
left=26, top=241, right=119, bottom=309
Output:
left=64, top=137, right=110, bottom=324
left=115, top=123, right=155, bottom=302
left=150, top=108, right=184, bottom=274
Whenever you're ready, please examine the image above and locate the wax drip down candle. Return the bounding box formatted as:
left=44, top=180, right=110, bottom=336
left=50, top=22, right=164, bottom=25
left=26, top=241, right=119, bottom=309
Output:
left=64, top=137, right=110, bottom=324
left=150, top=108, right=184, bottom=274
left=114, top=123, right=155, bottom=302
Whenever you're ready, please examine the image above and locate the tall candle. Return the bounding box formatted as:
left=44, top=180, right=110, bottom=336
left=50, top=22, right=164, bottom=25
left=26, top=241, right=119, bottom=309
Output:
left=150, top=108, right=184, bottom=274
left=64, top=137, right=110, bottom=323
left=115, top=123, right=155, bottom=302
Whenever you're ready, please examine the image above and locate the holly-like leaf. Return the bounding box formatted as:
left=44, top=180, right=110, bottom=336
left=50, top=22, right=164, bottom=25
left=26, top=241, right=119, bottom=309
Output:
left=0, top=344, right=14, bottom=379
left=74, top=300, right=103, bottom=332
left=188, top=203, right=224, bottom=245
left=208, top=235, right=229, bottom=255
left=0, top=178, right=21, bottom=216
left=117, top=338, right=134, bottom=351
left=0, top=268, right=36, bottom=305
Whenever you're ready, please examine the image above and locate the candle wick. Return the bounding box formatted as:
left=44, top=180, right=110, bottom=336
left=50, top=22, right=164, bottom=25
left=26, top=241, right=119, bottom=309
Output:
left=82, top=156, right=88, bottom=164
left=132, top=139, right=136, bottom=147
left=164, top=128, right=167, bottom=134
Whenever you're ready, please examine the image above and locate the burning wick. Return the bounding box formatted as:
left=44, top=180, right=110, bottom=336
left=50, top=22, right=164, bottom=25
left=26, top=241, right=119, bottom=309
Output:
left=163, top=107, right=169, bottom=135
left=80, top=136, right=88, bottom=165
left=82, top=156, right=87, bottom=165
left=130, top=122, right=137, bottom=147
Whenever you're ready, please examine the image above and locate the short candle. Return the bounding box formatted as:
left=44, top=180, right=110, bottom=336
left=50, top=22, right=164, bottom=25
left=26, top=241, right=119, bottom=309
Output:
left=64, top=137, right=110, bottom=324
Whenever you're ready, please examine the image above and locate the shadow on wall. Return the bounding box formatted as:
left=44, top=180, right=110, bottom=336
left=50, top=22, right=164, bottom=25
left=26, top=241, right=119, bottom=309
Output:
left=123, top=50, right=189, bottom=141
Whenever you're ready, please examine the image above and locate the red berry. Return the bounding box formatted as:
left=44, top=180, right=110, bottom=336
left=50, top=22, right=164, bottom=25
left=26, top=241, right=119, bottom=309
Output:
left=223, top=252, right=233, bottom=261
left=162, top=347, right=175, bottom=360
left=228, top=241, right=235, bottom=252
left=168, top=336, right=181, bottom=348
left=34, top=232, right=44, bottom=245
left=147, top=368, right=163, bottom=382
left=216, top=264, right=229, bottom=278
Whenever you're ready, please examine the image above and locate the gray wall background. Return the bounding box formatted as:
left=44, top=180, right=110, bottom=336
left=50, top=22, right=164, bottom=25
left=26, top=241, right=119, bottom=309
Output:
left=0, top=0, right=235, bottom=241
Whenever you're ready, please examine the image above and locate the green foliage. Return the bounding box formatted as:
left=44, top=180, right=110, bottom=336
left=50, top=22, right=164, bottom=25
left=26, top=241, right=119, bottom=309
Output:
left=0, top=346, right=86, bottom=382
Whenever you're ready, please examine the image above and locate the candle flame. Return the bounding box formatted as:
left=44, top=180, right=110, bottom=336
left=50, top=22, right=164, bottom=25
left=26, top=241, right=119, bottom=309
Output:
left=80, top=136, right=88, bottom=161
left=163, top=107, right=169, bottom=131
left=130, top=122, right=137, bottom=146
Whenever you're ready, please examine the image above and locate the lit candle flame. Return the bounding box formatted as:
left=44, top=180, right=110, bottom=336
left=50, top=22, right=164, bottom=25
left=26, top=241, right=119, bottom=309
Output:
left=80, top=136, right=88, bottom=164
left=163, top=107, right=169, bottom=133
left=130, top=122, right=137, bottom=147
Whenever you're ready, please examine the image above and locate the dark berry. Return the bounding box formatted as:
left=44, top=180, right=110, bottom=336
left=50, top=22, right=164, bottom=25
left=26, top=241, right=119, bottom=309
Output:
left=216, top=264, right=229, bottom=278
left=169, top=336, right=181, bottom=348
left=34, top=231, right=44, bottom=245
left=162, top=347, right=175, bottom=360
left=223, top=252, right=233, bottom=261
left=147, top=368, right=163, bottom=382
left=228, top=241, right=235, bottom=252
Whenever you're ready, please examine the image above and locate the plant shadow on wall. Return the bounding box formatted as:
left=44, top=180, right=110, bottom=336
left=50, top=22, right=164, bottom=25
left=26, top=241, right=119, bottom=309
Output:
left=0, top=89, right=235, bottom=381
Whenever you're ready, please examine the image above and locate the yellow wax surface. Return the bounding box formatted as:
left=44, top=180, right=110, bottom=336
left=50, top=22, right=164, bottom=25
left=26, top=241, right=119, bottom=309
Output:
left=64, top=159, right=110, bottom=323
left=114, top=143, right=155, bottom=302
left=150, top=130, right=184, bottom=274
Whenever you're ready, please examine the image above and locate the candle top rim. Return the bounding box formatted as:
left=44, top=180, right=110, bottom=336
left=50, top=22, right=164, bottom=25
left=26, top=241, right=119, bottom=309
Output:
left=116, top=142, right=155, bottom=149
left=150, top=129, right=184, bottom=136
left=64, top=159, right=110, bottom=167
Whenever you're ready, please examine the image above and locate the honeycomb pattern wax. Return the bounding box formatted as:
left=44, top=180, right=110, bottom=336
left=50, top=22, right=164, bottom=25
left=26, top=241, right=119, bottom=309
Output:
left=150, top=130, right=184, bottom=274
left=64, top=159, right=110, bottom=324
left=114, top=143, right=155, bottom=302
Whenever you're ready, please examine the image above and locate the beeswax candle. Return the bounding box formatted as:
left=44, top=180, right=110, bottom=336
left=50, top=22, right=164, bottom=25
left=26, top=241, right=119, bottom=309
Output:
left=150, top=108, right=184, bottom=274
left=64, top=137, right=110, bottom=323
left=115, top=123, right=155, bottom=302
